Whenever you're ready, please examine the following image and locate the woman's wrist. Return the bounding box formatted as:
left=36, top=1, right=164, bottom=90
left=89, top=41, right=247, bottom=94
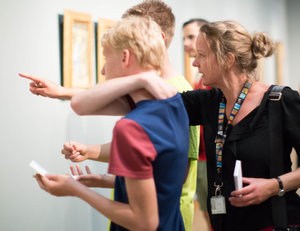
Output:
left=131, top=72, right=148, bottom=90
left=269, top=178, right=280, bottom=197
left=133, top=71, right=158, bottom=89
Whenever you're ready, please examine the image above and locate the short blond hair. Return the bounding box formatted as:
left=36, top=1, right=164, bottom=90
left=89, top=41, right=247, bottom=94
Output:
left=101, top=16, right=165, bottom=71
left=122, top=0, right=175, bottom=48
left=200, top=20, right=274, bottom=80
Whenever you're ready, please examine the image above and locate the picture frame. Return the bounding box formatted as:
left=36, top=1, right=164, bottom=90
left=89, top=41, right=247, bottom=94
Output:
left=63, top=9, right=94, bottom=88
left=275, top=41, right=284, bottom=85
left=184, top=52, right=198, bottom=87
left=184, top=52, right=193, bottom=86
left=97, top=18, right=116, bottom=83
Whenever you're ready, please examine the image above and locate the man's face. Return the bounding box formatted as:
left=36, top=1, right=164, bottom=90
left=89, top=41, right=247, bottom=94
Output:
left=183, top=22, right=200, bottom=57
left=101, top=46, right=124, bottom=80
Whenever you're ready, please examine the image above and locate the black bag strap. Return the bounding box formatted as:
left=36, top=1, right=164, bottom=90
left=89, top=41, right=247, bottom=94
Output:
left=268, top=85, right=288, bottom=230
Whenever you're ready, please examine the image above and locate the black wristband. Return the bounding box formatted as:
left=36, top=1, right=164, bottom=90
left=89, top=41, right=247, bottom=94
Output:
left=276, top=177, right=285, bottom=197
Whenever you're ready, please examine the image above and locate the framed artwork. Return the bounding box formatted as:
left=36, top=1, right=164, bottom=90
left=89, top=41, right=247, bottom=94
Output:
left=184, top=52, right=192, bottom=85
left=63, top=9, right=94, bottom=88
left=184, top=52, right=198, bottom=87
left=275, top=41, right=284, bottom=85
left=97, top=18, right=116, bottom=83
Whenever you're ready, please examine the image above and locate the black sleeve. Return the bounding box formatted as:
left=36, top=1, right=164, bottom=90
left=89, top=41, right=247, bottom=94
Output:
left=281, top=87, right=300, bottom=157
left=180, top=88, right=221, bottom=126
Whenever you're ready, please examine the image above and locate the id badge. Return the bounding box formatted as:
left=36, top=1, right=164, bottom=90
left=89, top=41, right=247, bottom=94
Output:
left=210, top=195, right=226, bottom=214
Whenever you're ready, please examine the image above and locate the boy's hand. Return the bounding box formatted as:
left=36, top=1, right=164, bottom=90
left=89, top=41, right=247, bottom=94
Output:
left=19, top=73, right=66, bottom=99
left=70, top=165, right=115, bottom=188
left=62, top=141, right=88, bottom=162
left=34, top=174, right=78, bottom=197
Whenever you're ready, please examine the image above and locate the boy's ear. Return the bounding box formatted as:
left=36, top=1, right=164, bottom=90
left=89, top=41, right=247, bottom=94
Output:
left=122, top=49, right=130, bottom=68
left=161, top=32, right=165, bottom=41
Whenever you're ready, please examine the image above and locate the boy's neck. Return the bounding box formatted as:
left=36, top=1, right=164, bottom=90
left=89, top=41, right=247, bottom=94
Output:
left=129, top=89, right=155, bottom=104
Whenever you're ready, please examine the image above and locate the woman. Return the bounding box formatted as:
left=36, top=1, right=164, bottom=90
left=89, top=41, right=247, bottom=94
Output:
left=177, top=20, right=300, bottom=230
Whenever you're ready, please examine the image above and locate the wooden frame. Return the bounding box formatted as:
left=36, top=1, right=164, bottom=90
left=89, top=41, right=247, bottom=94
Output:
left=275, top=41, right=284, bottom=85
left=184, top=52, right=193, bottom=85
left=97, top=18, right=116, bottom=83
left=63, top=9, right=94, bottom=88
left=184, top=52, right=198, bottom=87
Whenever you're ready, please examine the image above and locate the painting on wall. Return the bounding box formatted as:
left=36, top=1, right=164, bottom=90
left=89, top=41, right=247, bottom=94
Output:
left=184, top=52, right=195, bottom=87
left=63, top=9, right=94, bottom=88
left=97, top=18, right=116, bottom=83
left=275, top=41, right=284, bottom=85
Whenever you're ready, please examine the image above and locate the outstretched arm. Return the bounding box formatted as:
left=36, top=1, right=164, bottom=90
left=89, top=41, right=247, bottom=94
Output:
left=71, top=71, right=177, bottom=116
left=19, top=73, right=83, bottom=100
left=19, top=72, right=177, bottom=115
left=35, top=174, right=158, bottom=231
left=19, top=73, right=129, bottom=114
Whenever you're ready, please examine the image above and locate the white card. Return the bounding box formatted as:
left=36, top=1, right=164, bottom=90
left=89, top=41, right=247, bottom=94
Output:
left=210, top=195, right=226, bottom=214
left=233, top=160, right=243, bottom=191
left=30, top=160, right=77, bottom=179
left=30, top=160, right=49, bottom=176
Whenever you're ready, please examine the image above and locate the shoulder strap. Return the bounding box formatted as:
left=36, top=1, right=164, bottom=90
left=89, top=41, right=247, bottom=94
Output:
left=269, top=85, right=284, bottom=101
left=268, top=85, right=288, bottom=230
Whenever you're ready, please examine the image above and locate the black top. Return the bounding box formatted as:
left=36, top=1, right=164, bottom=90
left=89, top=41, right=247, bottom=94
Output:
left=181, top=86, right=300, bottom=231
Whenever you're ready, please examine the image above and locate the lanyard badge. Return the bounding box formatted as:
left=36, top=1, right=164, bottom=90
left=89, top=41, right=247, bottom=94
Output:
left=211, top=80, right=252, bottom=215
left=211, top=182, right=226, bottom=214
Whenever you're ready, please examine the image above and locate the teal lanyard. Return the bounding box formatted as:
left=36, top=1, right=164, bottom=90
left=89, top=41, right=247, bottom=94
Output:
left=214, top=80, right=252, bottom=191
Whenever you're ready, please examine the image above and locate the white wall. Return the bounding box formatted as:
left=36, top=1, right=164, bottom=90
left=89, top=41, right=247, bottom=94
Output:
left=287, top=0, right=300, bottom=89
left=0, top=0, right=298, bottom=230
left=0, top=1, right=136, bottom=230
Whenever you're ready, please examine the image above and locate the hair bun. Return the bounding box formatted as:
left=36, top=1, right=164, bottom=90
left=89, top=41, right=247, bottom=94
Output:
left=252, top=33, right=274, bottom=59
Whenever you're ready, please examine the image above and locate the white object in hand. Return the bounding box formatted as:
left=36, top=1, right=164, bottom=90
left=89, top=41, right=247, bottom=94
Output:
left=30, top=160, right=78, bottom=179
left=30, top=160, right=49, bottom=176
left=233, top=160, right=243, bottom=191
